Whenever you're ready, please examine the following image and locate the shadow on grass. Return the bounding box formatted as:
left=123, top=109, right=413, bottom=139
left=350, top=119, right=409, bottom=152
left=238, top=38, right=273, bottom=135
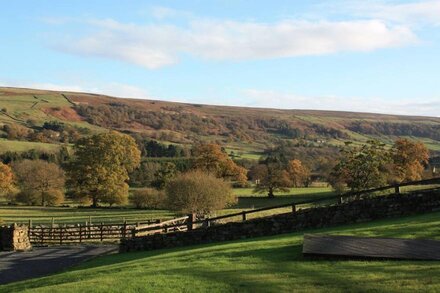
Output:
left=2, top=211, right=440, bottom=292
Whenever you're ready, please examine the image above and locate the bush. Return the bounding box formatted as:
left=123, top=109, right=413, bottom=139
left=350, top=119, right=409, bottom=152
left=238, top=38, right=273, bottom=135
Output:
left=15, top=189, right=64, bottom=206
left=165, top=170, right=236, bottom=215
left=130, top=188, right=165, bottom=209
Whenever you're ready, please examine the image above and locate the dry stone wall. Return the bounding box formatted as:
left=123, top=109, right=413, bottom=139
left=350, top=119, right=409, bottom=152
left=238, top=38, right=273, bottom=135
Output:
left=0, top=224, right=32, bottom=251
left=120, top=189, right=440, bottom=252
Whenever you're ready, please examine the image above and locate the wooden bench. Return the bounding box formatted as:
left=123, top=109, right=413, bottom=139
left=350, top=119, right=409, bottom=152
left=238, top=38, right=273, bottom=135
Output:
left=302, top=234, right=440, bottom=260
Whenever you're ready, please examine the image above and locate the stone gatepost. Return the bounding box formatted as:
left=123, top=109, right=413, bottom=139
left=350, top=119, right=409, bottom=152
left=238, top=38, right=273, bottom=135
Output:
left=0, top=224, right=32, bottom=251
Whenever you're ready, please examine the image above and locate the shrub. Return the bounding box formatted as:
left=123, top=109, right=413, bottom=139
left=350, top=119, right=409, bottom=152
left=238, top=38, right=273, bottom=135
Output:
left=130, top=188, right=165, bottom=209
left=165, top=170, right=236, bottom=215
left=15, top=189, right=64, bottom=206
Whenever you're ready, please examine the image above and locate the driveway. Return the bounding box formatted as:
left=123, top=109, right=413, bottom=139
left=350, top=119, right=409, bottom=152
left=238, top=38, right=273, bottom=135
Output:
left=0, top=245, right=118, bottom=285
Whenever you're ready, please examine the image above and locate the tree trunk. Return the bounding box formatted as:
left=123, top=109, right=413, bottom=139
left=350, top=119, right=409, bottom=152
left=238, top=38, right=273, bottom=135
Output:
left=92, top=196, right=98, bottom=208
left=41, top=191, right=45, bottom=206
left=268, top=187, right=274, bottom=198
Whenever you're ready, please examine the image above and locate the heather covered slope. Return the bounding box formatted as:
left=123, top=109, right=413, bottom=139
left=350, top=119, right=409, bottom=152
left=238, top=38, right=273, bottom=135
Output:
left=1, top=86, right=439, bottom=156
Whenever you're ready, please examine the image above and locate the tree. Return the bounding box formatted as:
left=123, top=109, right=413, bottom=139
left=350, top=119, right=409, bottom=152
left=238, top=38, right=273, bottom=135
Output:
left=330, top=140, right=390, bottom=192
left=13, top=160, right=65, bottom=206
left=165, top=170, right=236, bottom=215
left=67, top=131, right=141, bottom=207
left=0, top=162, right=16, bottom=200
left=391, top=138, right=429, bottom=182
left=287, top=159, right=310, bottom=187
left=192, top=143, right=248, bottom=185
left=152, top=162, right=177, bottom=189
left=253, top=157, right=292, bottom=198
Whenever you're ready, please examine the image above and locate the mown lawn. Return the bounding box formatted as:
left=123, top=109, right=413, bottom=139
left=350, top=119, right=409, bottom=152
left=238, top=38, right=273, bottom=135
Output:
left=2, top=212, right=440, bottom=292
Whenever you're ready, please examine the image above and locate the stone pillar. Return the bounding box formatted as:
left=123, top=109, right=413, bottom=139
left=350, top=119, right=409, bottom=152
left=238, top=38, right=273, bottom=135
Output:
left=0, top=224, right=32, bottom=251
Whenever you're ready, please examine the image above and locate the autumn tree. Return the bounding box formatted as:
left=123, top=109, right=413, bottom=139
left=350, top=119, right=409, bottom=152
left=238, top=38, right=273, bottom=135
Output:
left=330, top=140, right=390, bottom=193
left=287, top=159, right=310, bottom=187
left=13, top=160, right=65, bottom=206
left=253, top=157, right=292, bottom=198
left=67, top=131, right=141, bottom=207
left=391, top=138, right=429, bottom=182
left=0, top=162, right=16, bottom=200
left=192, top=143, right=247, bottom=185
left=165, top=170, right=236, bottom=215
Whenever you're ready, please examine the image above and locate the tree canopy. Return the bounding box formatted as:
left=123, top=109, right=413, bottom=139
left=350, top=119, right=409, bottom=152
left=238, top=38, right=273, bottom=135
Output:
left=67, top=131, right=141, bottom=207
left=330, top=140, right=390, bottom=192
left=13, top=160, right=65, bottom=206
left=192, top=143, right=247, bottom=185
left=391, top=138, right=429, bottom=182
left=253, top=156, right=291, bottom=198
left=0, top=162, right=16, bottom=199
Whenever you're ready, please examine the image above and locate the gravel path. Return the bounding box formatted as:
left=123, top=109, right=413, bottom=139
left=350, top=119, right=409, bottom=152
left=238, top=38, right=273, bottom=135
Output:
left=0, top=245, right=118, bottom=285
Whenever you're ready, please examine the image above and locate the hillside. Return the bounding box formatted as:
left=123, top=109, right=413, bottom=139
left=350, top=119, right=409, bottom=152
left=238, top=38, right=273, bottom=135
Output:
left=1, top=87, right=439, bottom=161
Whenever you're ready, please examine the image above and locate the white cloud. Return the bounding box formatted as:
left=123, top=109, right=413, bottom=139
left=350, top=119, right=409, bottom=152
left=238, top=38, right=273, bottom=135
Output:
left=330, top=0, right=440, bottom=26
left=242, top=89, right=440, bottom=117
left=52, top=18, right=417, bottom=69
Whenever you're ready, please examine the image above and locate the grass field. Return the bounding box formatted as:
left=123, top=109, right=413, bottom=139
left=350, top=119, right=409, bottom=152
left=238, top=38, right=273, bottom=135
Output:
left=0, top=206, right=175, bottom=225
left=2, top=211, right=440, bottom=292
left=0, top=187, right=338, bottom=225
left=3, top=186, right=437, bottom=225
left=233, top=186, right=333, bottom=197
left=0, top=139, right=61, bottom=154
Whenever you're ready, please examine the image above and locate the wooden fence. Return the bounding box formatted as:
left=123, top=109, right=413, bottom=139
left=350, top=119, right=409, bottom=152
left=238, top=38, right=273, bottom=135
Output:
left=28, top=216, right=193, bottom=245
left=27, top=177, right=440, bottom=244
left=129, top=177, right=440, bottom=237
left=29, top=222, right=136, bottom=245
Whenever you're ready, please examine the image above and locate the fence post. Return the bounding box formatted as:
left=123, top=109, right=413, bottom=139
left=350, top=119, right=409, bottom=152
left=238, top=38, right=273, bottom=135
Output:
left=60, top=225, right=63, bottom=245
left=395, top=186, right=401, bottom=194
left=187, top=213, right=196, bottom=231
left=122, top=221, right=127, bottom=239
left=242, top=211, right=247, bottom=222
left=28, top=219, right=32, bottom=240
left=79, top=224, right=83, bottom=244
left=100, top=222, right=104, bottom=242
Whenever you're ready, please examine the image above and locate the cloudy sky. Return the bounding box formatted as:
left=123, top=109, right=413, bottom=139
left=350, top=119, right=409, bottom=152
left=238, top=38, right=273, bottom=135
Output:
left=1, top=0, right=439, bottom=116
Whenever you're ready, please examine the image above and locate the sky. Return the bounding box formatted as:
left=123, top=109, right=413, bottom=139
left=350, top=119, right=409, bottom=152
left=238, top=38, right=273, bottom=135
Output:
left=1, top=0, right=439, bottom=117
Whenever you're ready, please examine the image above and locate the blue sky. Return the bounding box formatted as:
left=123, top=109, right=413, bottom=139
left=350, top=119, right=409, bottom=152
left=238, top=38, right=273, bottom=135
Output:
left=1, top=0, right=439, bottom=116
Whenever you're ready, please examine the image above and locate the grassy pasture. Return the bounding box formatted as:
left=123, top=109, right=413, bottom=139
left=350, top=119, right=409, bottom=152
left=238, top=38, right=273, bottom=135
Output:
left=2, top=185, right=437, bottom=225
left=2, top=211, right=440, bottom=292
left=0, top=139, right=61, bottom=154
left=0, top=206, right=175, bottom=225
left=0, top=187, right=337, bottom=225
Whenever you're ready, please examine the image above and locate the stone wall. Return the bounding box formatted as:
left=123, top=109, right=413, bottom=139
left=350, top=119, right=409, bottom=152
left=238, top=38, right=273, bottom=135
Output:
left=0, top=224, right=32, bottom=251
left=120, top=189, right=440, bottom=252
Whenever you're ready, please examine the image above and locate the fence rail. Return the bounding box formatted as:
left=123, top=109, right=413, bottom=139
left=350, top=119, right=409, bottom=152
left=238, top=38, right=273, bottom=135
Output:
left=26, top=177, right=440, bottom=245
left=128, top=177, right=440, bottom=236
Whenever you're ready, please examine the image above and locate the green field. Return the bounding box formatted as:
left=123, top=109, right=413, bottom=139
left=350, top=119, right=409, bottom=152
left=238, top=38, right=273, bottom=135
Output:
left=233, top=186, right=333, bottom=197
left=2, top=211, right=440, bottom=292
left=0, top=139, right=61, bottom=154
left=0, top=187, right=338, bottom=225
left=0, top=206, right=175, bottom=225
